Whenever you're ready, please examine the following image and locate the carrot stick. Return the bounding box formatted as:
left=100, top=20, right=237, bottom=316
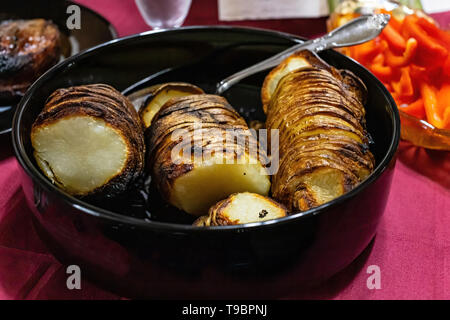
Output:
left=370, top=64, right=393, bottom=82
left=416, top=17, right=450, bottom=51
left=409, top=64, right=428, bottom=83
left=437, top=83, right=450, bottom=117
left=403, top=15, right=448, bottom=66
left=392, top=67, right=414, bottom=97
left=372, top=53, right=385, bottom=65
left=421, top=82, right=444, bottom=128
left=399, top=98, right=425, bottom=119
left=443, top=55, right=450, bottom=79
left=352, top=39, right=383, bottom=63
left=385, top=38, right=418, bottom=67
left=382, top=23, right=407, bottom=53
left=442, top=107, right=450, bottom=129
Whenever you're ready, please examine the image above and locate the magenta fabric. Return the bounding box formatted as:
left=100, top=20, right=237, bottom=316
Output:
left=0, top=0, right=449, bottom=299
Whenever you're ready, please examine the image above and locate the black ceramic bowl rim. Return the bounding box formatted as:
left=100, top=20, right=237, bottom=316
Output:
left=12, top=25, right=400, bottom=232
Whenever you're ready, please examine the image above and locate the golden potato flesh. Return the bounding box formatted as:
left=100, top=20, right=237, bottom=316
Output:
left=170, top=154, right=270, bottom=215
left=264, top=50, right=375, bottom=212
left=33, top=116, right=128, bottom=195
left=31, top=84, right=145, bottom=197
left=147, top=94, right=271, bottom=216
left=193, top=192, right=287, bottom=226
left=138, top=82, right=204, bottom=127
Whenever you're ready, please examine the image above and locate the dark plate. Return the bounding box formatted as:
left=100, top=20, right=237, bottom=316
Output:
left=13, top=26, right=400, bottom=298
left=0, top=0, right=117, bottom=136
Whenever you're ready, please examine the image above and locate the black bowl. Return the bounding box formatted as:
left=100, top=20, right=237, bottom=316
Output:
left=12, top=26, right=400, bottom=299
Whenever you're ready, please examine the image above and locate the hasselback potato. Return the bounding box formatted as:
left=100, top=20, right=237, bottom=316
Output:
left=0, top=19, right=61, bottom=102
left=137, top=82, right=204, bottom=128
left=31, top=84, right=145, bottom=197
left=147, top=94, right=271, bottom=216
left=193, top=192, right=287, bottom=226
left=263, top=50, right=375, bottom=212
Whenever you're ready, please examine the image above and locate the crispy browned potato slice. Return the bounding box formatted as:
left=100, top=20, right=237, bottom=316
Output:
left=31, top=84, right=145, bottom=197
left=138, top=82, right=204, bottom=127
left=147, top=94, right=271, bottom=216
left=264, top=50, right=374, bottom=212
left=193, top=192, right=287, bottom=226
left=192, top=215, right=211, bottom=227
left=0, top=19, right=61, bottom=103
left=261, top=50, right=332, bottom=113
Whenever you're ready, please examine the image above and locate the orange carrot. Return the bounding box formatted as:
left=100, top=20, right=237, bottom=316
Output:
left=352, top=38, right=384, bottom=63
left=409, top=64, right=428, bottom=83
left=392, top=67, right=414, bottom=98
left=421, top=82, right=444, bottom=128
left=437, top=83, right=450, bottom=117
left=371, top=63, right=393, bottom=82
left=443, top=107, right=450, bottom=129
left=399, top=98, right=425, bottom=119
left=443, top=55, right=450, bottom=79
left=403, top=15, right=448, bottom=66
left=385, top=38, right=418, bottom=68
left=416, top=17, right=450, bottom=51
left=382, top=23, right=406, bottom=53
left=372, top=52, right=385, bottom=65
left=341, top=11, right=450, bottom=129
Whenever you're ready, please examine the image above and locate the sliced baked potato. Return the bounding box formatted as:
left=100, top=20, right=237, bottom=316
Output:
left=193, top=192, right=287, bottom=226
left=264, top=50, right=375, bottom=212
left=0, top=19, right=62, bottom=103
left=138, top=82, right=204, bottom=127
left=261, top=50, right=332, bottom=113
left=147, top=94, right=271, bottom=216
left=31, top=84, right=145, bottom=197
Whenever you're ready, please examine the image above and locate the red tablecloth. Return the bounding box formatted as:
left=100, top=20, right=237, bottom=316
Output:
left=0, top=0, right=449, bottom=300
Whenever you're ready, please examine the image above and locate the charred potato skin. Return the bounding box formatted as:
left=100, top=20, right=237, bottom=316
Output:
left=146, top=94, right=270, bottom=212
left=208, top=197, right=238, bottom=226
left=193, top=193, right=288, bottom=227
left=0, top=19, right=61, bottom=102
left=261, top=50, right=331, bottom=113
left=192, top=215, right=211, bottom=227
left=261, top=50, right=368, bottom=114
left=265, top=50, right=375, bottom=212
left=31, top=84, right=145, bottom=198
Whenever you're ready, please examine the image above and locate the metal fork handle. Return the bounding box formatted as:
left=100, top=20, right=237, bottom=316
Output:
left=216, top=14, right=390, bottom=94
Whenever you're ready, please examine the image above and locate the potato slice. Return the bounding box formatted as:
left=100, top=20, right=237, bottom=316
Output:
left=139, top=82, right=204, bottom=127
left=261, top=50, right=367, bottom=114
left=31, top=84, right=145, bottom=197
left=261, top=50, right=332, bottom=113
left=0, top=19, right=61, bottom=103
left=192, top=215, right=211, bottom=227
left=147, top=94, right=271, bottom=216
left=264, top=50, right=374, bottom=212
left=193, top=192, right=287, bottom=226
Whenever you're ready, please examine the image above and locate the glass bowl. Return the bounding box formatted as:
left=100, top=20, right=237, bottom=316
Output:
left=399, top=110, right=450, bottom=150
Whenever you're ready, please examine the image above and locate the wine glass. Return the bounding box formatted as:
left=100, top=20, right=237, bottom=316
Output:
left=135, top=0, right=193, bottom=30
